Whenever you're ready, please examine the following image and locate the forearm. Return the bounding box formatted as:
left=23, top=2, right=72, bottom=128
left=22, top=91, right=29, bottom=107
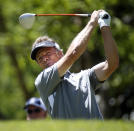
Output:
left=65, top=21, right=95, bottom=62
left=57, top=11, right=99, bottom=77
left=101, top=27, right=119, bottom=70
left=89, top=10, right=119, bottom=81
left=57, top=21, right=95, bottom=77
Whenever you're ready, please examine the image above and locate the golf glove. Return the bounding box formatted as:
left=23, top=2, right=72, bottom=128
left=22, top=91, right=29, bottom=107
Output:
left=98, top=11, right=111, bottom=29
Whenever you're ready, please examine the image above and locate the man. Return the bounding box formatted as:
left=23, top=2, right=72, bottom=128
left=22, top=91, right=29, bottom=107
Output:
left=30, top=10, right=119, bottom=119
left=24, top=97, right=47, bottom=120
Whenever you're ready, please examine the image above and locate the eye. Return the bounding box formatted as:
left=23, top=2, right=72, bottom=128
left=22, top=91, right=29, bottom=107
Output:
left=45, top=52, right=51, bottom=56
left=37, top=56, right=43, bottom=62
left=38, top=56, right=42, bottom=61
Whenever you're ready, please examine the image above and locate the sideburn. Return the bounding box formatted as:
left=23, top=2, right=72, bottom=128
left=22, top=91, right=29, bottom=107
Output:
left=56, top=51, right=63, bottom=59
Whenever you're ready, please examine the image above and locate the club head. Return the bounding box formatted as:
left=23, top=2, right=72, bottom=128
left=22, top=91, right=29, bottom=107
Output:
left=19, top=13, right=36, bottom=29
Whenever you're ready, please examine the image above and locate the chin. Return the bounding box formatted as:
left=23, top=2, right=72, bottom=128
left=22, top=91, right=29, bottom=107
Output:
left=47, top=62, right=55, bottom=67
left=41, top=62, right=55, bottom=69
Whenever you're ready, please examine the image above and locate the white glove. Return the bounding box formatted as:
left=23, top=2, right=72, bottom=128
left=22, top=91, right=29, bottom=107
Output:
left=98, top=11, right=111, bottom=29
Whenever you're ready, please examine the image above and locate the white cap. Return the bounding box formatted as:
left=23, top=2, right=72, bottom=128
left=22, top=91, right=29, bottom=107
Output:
left=24, top=97, right=47, bottom=111
left=31, top=41, right=61, bottom=60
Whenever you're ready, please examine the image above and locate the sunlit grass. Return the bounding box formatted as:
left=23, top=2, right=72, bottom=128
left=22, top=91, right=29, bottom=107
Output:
left=0, top=119, right=133, bottom=131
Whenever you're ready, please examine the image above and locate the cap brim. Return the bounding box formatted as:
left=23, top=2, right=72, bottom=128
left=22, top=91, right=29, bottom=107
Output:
left=31, top=47, right=43, bottom=60
left=31, top=41, right=61, bottom=60
left=24, top=104, right=42, bottom=110
left=31, top=45, right=56, bottom=60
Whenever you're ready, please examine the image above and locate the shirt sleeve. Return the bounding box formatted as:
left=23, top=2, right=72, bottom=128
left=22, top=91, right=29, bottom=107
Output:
left=35, top=64, right=61, bottom=101
left=86, top=68, right=103, bottom=90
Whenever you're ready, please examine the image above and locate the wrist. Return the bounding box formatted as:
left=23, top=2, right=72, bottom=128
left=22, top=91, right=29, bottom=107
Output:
left=101, top=26, right=111, bottom=31
left=88, top=20, right=97, bottom=28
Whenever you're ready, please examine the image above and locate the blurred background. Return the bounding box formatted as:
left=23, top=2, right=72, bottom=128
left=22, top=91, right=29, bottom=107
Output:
left=0, top=0, right=134, bottom=120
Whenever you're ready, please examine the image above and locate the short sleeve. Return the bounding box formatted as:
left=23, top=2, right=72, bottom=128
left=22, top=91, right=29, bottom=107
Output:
left=87, top=68, right=103, bottom=90
left=35, top=64, right=61, bottom=101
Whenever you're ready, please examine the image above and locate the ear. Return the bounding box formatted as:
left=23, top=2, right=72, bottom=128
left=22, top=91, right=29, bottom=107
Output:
left=36, top=59, right=39, bottom=65
left=56, top=50, right=63, bottom=58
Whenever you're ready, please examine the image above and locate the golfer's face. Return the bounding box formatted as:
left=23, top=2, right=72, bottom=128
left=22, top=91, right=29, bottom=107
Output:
left=26, top=105, right=47, bottom=120
left=36, top=47, right=62, bottom=69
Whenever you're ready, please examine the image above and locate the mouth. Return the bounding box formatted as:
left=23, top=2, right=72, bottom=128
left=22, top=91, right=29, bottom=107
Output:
left=40, top=60, right=55, bottom=68
left=45, top=61, right=53, bottom=67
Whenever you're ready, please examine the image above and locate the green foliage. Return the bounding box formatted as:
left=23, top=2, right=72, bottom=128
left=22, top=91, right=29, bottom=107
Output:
left=0, top=0, right=134, bottom=119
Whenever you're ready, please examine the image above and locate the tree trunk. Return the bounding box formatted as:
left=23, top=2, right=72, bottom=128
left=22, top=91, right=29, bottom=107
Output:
left=5, top=45, right=31, bottom=100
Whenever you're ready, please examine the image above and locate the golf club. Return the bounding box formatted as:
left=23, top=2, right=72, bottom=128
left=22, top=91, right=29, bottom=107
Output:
left=35, top=13, right=91, bottom=17
left=19, top=13, right=109, bottom=29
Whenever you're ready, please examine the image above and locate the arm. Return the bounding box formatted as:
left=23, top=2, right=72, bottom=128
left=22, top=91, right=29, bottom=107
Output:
left=93, top=26, right=119, bottom=81
left=57, top=11, right=99, bottom=77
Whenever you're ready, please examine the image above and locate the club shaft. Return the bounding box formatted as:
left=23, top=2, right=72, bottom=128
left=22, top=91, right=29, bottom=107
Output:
left=36, top=14, right=91, bottom=17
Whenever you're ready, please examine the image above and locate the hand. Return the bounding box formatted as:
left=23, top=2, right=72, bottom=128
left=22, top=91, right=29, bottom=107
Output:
left=90, top=10, right=100, bottom=27
left=98, top=10, right=111, bottom=29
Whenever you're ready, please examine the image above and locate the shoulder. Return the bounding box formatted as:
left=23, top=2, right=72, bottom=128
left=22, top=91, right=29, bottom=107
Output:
left=79, top=68, right=101, bottom=84
left=77, top=68, right=93, bottom=77
left=35, top=65, right=56, bottom=85
left=35, top=64, right=60, bottom=87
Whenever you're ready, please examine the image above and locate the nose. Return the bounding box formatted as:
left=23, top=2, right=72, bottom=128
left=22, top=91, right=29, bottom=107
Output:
left=42, top=56, right=49, bottom=62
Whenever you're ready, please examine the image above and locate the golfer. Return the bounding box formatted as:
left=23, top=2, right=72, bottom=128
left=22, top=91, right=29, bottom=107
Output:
left=31, top=10, right=119, bottom=119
